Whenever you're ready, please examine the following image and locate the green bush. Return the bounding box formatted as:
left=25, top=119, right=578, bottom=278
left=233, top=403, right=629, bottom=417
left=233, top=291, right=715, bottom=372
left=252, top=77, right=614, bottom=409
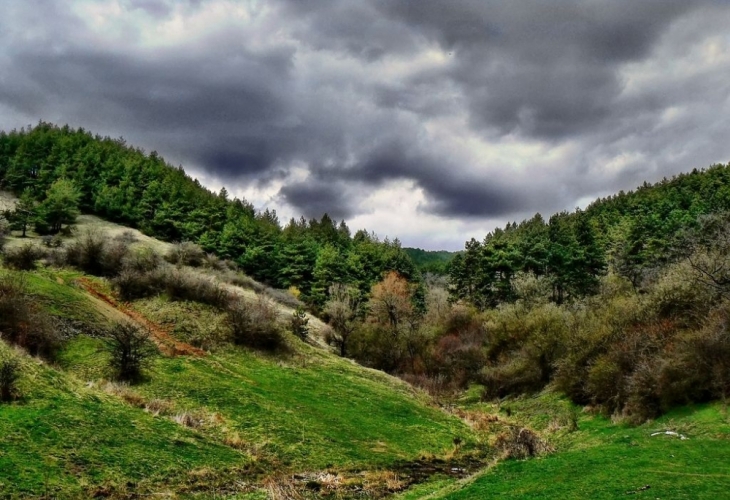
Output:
left=102, top=322, right=157, bottom=382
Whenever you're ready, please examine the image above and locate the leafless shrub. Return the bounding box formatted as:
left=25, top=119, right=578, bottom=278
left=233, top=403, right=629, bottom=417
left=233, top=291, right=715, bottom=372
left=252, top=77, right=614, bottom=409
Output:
left=480, top=354, right=545, bottom=399
left=114, top=230, right=138, bottom=245
left=41, top=234, right=63, bottom=248
left=163, top=268, right=229, bottom=308
left=494, top=426, right=554, bottom=459
left=0, top=274, right=61, bottom=358
left=165, top=241, right=206, bottom=267
left=216, top=269, right=302, bottom=308
left=0, top=357, right=21, bottom=402
left=113, top=268, right=162, bottom=301
left=228, top=296, right=284, bottom=351
left=121, top=246, right=161, bottom=274
left=3, top=243, right=45, bottom=270
left=64, top=229, right=108, bottom=275
left=201, top=253, right=228, bottom=271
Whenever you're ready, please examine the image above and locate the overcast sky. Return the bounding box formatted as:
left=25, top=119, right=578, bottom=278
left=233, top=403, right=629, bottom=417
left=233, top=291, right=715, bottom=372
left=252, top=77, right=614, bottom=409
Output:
left=1, top=1, right=730, bottom=250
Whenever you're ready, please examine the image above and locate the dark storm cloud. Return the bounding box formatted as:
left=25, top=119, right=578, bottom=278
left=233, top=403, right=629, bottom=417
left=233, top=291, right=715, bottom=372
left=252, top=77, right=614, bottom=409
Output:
left=0, top=0, right=729, bottom=239
left=278, top=181, right=356, bottom=220
left=283, top=0, right=713, bottom=139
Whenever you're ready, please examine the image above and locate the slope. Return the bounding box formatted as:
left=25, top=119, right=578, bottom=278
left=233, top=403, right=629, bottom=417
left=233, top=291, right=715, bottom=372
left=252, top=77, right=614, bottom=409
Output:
left=399, top=394, right=730, bottom=500
left=0, top=262, right=475, bottom=498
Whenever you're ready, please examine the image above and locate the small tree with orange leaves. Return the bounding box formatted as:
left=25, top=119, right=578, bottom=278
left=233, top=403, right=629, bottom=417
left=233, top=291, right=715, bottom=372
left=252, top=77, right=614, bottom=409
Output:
left=369, top=271, right=413, bottom=336
left=359, top=271, right=425, bottom=372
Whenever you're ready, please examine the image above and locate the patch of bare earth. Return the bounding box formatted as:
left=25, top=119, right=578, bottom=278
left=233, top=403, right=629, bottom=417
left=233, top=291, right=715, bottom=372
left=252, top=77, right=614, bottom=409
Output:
left=75, top=277, right=206, bottom=357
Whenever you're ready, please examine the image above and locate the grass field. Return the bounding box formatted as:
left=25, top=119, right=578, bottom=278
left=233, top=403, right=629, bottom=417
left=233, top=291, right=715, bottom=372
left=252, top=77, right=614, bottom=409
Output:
left=398, top=393, right=730, bottom=500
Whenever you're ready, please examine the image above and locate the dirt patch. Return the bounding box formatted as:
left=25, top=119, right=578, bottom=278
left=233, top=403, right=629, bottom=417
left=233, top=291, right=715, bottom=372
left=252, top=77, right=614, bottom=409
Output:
left=75, top=277, right=206, bottom=357
left=262, top=455, right=484, bottom=499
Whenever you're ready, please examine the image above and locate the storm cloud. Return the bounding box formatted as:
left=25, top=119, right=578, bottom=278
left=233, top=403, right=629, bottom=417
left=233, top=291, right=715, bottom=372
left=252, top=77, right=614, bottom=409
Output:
left=1, top=0, right=729, bottom=249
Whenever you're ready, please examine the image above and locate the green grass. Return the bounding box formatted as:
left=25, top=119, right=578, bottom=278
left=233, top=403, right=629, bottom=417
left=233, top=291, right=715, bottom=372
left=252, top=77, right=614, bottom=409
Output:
left=0, top=342, right=245, bottom=498
left=413, top=393, right=730, bottom=499
left=0, top=270, right=474, bottom=496
left=61, top=334, right=470, bottom=471
left=8, top=262, right=730, bottom=498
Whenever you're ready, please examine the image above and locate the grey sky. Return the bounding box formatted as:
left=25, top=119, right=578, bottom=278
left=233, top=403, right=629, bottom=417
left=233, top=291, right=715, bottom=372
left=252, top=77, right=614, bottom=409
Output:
left=1, top=0, right=729, bottom=249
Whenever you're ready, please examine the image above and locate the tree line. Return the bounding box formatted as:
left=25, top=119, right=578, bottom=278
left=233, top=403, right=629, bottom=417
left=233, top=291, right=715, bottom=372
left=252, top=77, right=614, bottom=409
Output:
left=0, top=122, right=420, bottom=309
left=449, top=162, right=730, bottom=308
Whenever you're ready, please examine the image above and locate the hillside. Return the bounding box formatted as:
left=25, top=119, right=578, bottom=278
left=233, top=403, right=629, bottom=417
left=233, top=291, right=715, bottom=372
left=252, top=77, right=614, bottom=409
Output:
left=403, top=248, right=458, bottom=275
left=3, top=127, right=730, bottom=499
left=398, top=394, right=730, bottom=500
left=0, top=222, right=477, bottom=498
left=0, top=123, right=421, bottom=310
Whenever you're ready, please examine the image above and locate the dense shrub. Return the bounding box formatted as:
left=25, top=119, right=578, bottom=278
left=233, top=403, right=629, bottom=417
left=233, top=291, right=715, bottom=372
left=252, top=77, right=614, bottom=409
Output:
left=165, top=241, right=206, bottom=267
left=123, top=247, right=161, bottom=274
left=162, top=268, right=229, bottom=308
left=0, top=357, right=20, bottom=402
left=3, top=243, right=45, bottom=270
left=102, top=322, right=157, bottom=382
left=0, top=231, right=7, bottom=253
left=0, top=274, right=61, bottom=358
left=481, top=354, right=545, bottom=399
left=113, top=265, right=230, bottom=308
left=228, top=296, right=284, bottom=351
left=113, top=269, right=163, bottom=301
left=64, top=229, right=132, bottom=276
left=494, top=426, right=553, bottom=459
left=64, top=230, right=107, bottom=274
left=217, top=269, right=302, bottom=309
left=201, top=252, right=229, bottom=271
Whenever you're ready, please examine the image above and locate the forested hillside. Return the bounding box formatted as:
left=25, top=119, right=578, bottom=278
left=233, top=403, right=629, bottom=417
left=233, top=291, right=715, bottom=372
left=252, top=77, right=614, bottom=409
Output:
left=449, top=163, right=730, bottom=308
left=434, top=163, right=730, bottom=424
left=0, top=122, right=418, bottom=308
left=404, top=248, right=457, bottom=275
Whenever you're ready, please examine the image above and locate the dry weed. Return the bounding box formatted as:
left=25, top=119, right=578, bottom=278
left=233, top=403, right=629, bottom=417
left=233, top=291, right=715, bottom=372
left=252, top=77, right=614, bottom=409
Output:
left=494, top=426, right=554, bottom=459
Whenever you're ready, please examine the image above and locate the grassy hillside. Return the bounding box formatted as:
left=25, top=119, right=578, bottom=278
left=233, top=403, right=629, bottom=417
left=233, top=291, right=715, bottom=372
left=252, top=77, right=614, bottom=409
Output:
left=399, top=393, right=730, bottom=499
left=0, top=262, right=475, bottom=498
left=0, top=123, right=422, bottom=309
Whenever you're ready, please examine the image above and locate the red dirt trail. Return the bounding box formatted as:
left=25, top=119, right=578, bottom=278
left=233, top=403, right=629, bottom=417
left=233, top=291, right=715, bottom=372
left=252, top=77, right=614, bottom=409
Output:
left=76, top=277, right=206, bottom=357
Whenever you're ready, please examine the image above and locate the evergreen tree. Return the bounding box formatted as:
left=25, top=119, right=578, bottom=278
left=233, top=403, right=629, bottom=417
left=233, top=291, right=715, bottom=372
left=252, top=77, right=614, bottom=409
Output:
left=36, top=179, right=80, bottom=234
left=8, top=190, right=37, bottom=237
